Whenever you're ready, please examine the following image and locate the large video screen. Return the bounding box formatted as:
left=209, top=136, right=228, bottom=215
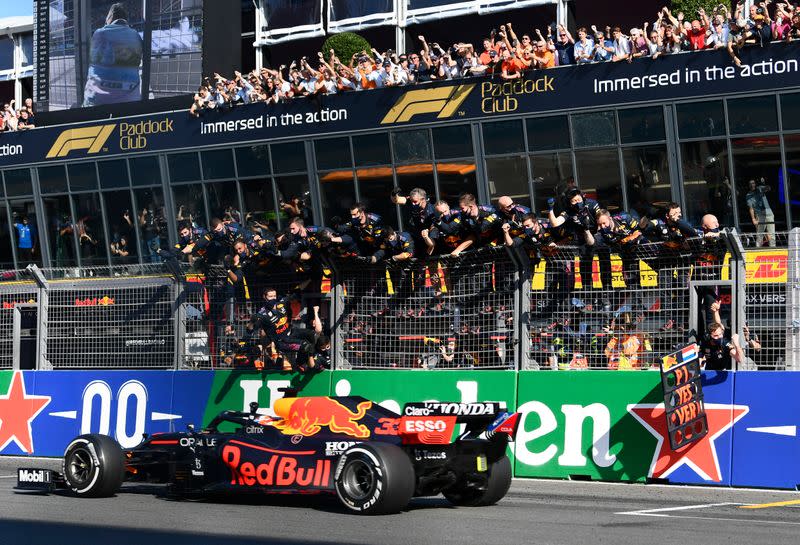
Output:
left=36, top=0, right=203, bottom=111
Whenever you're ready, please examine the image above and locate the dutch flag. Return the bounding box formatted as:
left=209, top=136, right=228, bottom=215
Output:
left=681, top=343, right=699, bottom=363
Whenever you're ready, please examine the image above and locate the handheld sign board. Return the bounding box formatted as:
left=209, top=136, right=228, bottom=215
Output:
left=660, top=344, right=708, bottom=450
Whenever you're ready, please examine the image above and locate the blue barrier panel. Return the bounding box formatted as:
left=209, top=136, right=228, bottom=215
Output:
left=8, top=370, right=214, bottom=457
left=660, top=371, right=737, bottom=486
left=731, top=371, right=800, bottom=489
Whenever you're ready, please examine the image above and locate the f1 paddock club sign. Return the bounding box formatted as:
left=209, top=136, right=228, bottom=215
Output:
left=0, top=42, right=798, bottom=168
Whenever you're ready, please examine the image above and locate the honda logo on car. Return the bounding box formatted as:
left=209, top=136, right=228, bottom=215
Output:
left=404, top=402, right=499, bottom=416
left=18, top=469, right=51, bottom=483
left=325, top=441, right=359, bottom=456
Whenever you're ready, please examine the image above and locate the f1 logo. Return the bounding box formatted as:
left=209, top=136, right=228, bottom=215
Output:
left=46, top=125, right=117, bottom=159
left=381, top=85, right=474, bottom=124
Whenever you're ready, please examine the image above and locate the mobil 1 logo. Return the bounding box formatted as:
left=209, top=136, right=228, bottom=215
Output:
left=16, top=468, right=54, bottom=491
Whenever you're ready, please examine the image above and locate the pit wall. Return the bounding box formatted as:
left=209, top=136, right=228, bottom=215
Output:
left=3, top=370, right=797, bottom=490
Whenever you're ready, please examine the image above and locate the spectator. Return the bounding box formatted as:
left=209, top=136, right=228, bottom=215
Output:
left=687, top=10, right=710, bottom=50
left=706, top=18, right=730, bottom=49
left=12, top=214, right=35, bottom=264
left=592, top=30, right=614, bottom=62
left=611, top=27, right=631, bottom=62
left=790, top=13, right=800, bottom=41
left=553, top=23, right=575, bottom=65
left=645, top=24, right=665, bottom=58
left=478, top=36, right=499, bottom=73
left=662, top=25, right=683, bottom=54
left=17, top=109, right=33, bottom=130
left=573, top=27, right=595, bottom=64
left=532, top=39, right=555, bottom=69
left=745, top=178, right=776, bottom=248
left=629, top=27, right=649, bottom=59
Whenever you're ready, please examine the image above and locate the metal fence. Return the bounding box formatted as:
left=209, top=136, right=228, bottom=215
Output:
left=330, top=247, right=519, bottom=369
left=0, top=230, right=798, bottom=371
left=733, top=231, right=796, bottom=370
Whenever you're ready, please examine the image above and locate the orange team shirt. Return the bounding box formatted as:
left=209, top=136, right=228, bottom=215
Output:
left=538, top=50, right=555, bottom=68
left=359, top=66, right=377, bottom=89
left=478, top=44, right=501, bottom=65
left=501, top=59, right=519, bottom=76
left=513, top=56, right=529, bottom=71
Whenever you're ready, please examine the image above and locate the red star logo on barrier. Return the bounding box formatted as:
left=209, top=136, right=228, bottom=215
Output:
left=0, top=371, right=51, bottom=454
left=628, top=403, right=748, bottom=482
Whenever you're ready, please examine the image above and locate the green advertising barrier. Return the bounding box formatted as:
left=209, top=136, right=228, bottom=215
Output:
left=329, top=370, right=517, bottom=415
left=200, top=370, right=332, bottom=430
left=514, top=371, right=663, bottom=481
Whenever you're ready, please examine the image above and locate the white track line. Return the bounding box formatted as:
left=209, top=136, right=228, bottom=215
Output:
left=512, top=477, right=800, bottom=495
left=620, top=513, right=800, bottom=526
left=617, top=502, right=743, bottom=516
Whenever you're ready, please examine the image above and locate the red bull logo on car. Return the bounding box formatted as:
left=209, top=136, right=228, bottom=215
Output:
left=222, top=441, right=331, bottom=488
left=271, top=397, right=372, bottom=439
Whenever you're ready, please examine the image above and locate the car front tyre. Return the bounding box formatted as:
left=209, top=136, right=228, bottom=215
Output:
left=62, top=434, right=125, bottom=498
left=335, top=442, right=415, bottom=515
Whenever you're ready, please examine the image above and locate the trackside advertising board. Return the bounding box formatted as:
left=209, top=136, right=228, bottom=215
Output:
left=0, top=43, right=798, bottom=167
left=514, top=371, right=737, bottom=485
left=1, top=369, right=799, bottom=490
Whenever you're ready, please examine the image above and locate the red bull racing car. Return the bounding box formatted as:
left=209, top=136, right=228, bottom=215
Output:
left=16, top=395, right=520, bottom=515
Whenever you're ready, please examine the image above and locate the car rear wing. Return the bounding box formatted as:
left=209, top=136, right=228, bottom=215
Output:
left=400, top=402, right=521, bottom=445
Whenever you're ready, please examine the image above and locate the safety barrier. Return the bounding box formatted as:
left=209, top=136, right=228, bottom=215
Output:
left=3, top=367, right=798, bottom=491
left=0, top=229, right=798, bottom=371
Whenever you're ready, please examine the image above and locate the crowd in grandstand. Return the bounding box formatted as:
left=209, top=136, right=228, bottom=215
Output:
left=159, top=177, right=760, bottom=373
left=190, top=2, right=800, bottom=114
left=1, top=98, right=35, bottom=132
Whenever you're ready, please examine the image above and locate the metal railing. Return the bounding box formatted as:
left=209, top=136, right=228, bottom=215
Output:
left=0, top=230, right=797, bottom=371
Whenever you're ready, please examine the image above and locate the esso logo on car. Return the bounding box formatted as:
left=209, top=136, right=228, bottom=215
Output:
left=403, top=419, right=447, bottom=433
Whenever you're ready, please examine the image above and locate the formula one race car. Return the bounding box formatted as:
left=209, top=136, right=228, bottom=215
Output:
left=16, top=395, right=520, bottom=515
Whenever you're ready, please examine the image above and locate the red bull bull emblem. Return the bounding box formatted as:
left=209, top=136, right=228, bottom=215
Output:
left=272, top=397, right=372, bottom=439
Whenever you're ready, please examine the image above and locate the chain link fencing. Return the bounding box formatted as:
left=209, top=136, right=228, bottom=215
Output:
left=0, top=229, right=798, bottom=371
left=330, top=247, right=518, bottom=370
left=734, top=231, right=795, bottom=370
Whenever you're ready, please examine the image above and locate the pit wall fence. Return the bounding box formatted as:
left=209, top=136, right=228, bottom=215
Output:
left=2, top=369, right=797, bottom=490
left=1, top=229, right=798, bottom=372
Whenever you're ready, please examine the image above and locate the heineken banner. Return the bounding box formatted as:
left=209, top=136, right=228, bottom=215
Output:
left=0, top=42, right=798, bottom=168
left=1, top=368, right=799, bottom=490
left=514, top=371, right=737, bottom=485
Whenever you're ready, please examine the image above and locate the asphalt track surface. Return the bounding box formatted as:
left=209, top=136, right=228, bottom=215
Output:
left=2, top=458, right=800, bottom=545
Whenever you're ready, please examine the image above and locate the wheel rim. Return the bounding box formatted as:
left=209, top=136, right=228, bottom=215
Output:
left=67, top=447, right=94, bottom=486
left=341, top=458, right=376, bottom=501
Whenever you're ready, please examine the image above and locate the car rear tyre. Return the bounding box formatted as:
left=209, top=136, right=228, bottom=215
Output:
left=443, top=455, right=512, bottom=507
left=62, top=434, right=125, bottom=498
left=335, top=443, right=415, bottom=515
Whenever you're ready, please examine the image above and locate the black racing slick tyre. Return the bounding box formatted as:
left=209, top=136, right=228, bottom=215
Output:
left=443, top=455, right=512, bottom=507
left=62, top=434, right=125, bottom=498
left=334, top=442, right=415, bottom=515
